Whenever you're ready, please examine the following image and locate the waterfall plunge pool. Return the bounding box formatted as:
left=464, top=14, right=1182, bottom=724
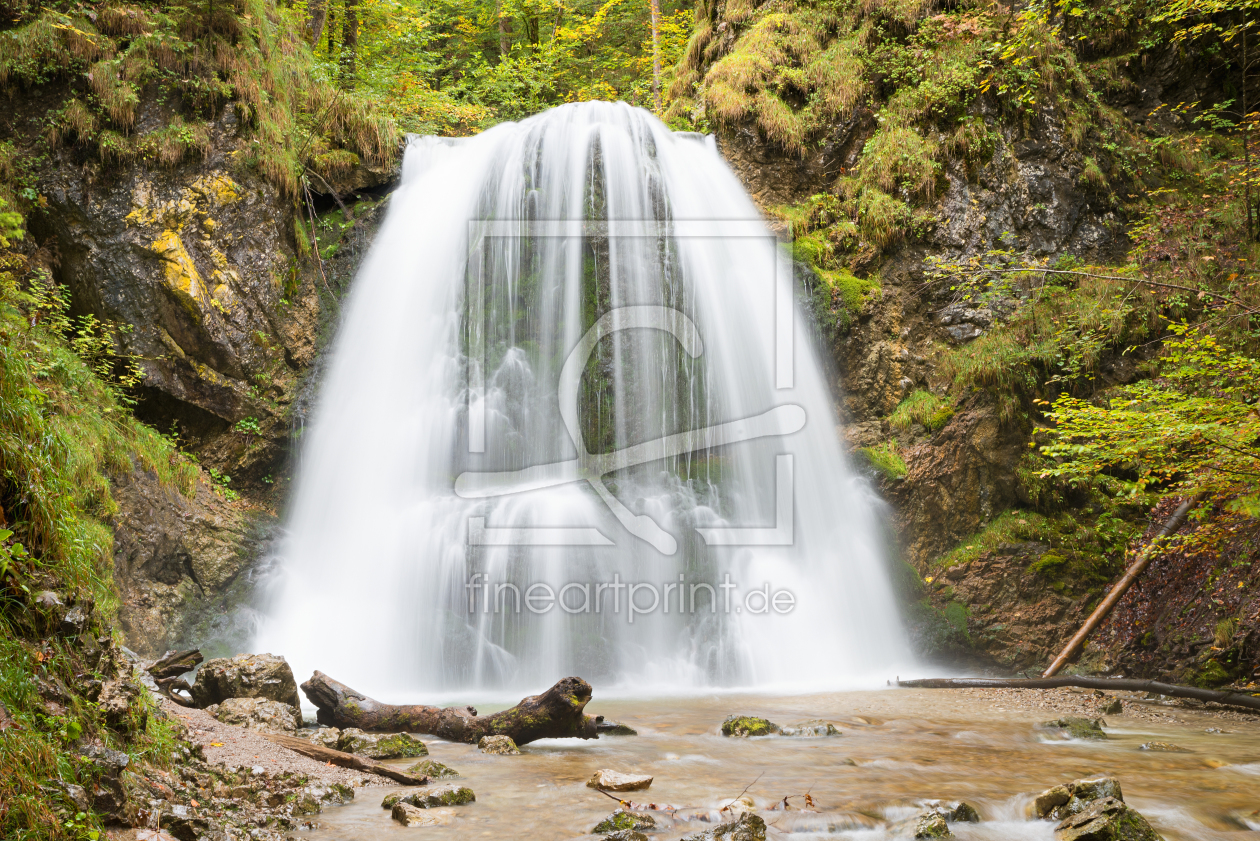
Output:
left=303, top=688, right=1259, bottom=840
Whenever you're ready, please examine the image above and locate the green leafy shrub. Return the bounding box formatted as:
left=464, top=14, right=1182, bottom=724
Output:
left=890, top=390, right=955, bottom=433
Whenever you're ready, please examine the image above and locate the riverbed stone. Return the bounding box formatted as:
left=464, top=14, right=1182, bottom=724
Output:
left=721, top=715, right=780, bottom=737
left=213, top=697, right=301, bottom=733
left=1101, top=699, right=1123, bottom=715
left=190, top=653, right=301, bottom=708
left=779, top=719, right=842, bottom=737
left=392, top=802, right=456, bottom=826
left=338, top=728, right=428, bottom=759
left=924, top=800, right=980, bottom=823
left=401, top=785, right=476, bottom=808
left=593, top=809, right=657, bottom=833
left=1035, top=777, right=1125, bottom=821
left=1138, top=741, right=1189, bottom=752
left=479, top=734, right=520, bottom=754
left=407, top=759, right=460, bottom=778
left=913, top=811, right=954, bottom=838
left=1054, top=796, right=1163, bottom=841
left=587, top=769, right=653, bottom=792
left=1040, top=717, right=1107, bottom=740
left=679, top=813, right=767, bottom=840
left=580, top=832, right=650, bottom=841
left=305, top=726, right=341, bottom=749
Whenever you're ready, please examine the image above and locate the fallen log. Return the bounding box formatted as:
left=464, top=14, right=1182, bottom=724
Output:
left=146, top=649, right=203, bottom=680
left=300, top=672, right=601, bottom=745
left=1043, top=494, right=1202, bottom=678
left=262, top=732, right=431, bottom=785
left=897, top=676, right=1260, bottom=713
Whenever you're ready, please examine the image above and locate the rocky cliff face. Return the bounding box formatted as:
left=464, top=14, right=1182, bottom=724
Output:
left=7, top=88, right=393, bottom=655
left=34, top=104, right=320, bottom=492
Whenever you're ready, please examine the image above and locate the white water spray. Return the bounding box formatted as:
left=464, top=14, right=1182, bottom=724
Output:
left=255, top=102, right=910, bottom=699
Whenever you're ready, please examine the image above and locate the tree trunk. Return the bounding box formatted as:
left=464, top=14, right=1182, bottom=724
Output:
left=306, top=0, right=329, bottom=48
left=498, top=0, right=510, bottom=57
left=649, top=0, right=661, bottom=111
left=301, top=672, right=601, bottom=745
left=897, top=675, right=1260, bottom=713
left=339, top=0, right=358, bottom=90
left=262, top=733, right=430, bottom=785
left=326, top=4, right=337, bottom=54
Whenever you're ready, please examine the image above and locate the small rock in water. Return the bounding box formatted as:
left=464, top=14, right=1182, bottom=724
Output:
left=679, top=813, right=767, bottom=840
left=721, top=715, right=780, bottom=737
left=779, top=719, right=842, bottom=737
left=401, top=785, right=476, bottom=808
left=582, top=832, right=650, bottom=841
left=381, top=791, right=404, bottom=809
left=1040, top=717, right=1107, bottom=740
left=339, top=728, right=428, bottom=759
left=923, top=800, right=980, bottom=823
left=479, top=734, right=521, bottom=754
left=392, top=802, right=456, bottom=826
left=1053, top=796, right=1162, bottom=841
left=593, top=809, right=657, bottom=833
left=407, top=759, right=460, bottom=778
left=1139, top=741, right=1189, bottom=752
left=1100, top=699, right=1123, bottom=716
left=841, top=757, right=858, bottom=766
left=912, top=811, right=954, bottom=838
left=1033, top=777, right=1124, bottom=822
left=587, top=769, right=653, bottom=792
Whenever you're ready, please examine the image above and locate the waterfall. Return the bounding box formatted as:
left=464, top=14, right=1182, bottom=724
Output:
left=255, top=102, right=910, bottom=699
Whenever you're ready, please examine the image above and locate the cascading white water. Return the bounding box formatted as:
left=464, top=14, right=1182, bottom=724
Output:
left=255, top=101, right=911, bottom=699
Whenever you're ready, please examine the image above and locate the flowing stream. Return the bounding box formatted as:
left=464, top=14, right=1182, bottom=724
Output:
left=302, top=691, right=1260, bottom=841
left=256, top=102, right=909, bottom=696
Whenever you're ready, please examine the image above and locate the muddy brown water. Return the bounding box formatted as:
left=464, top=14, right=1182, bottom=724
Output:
left=305, top=689, right=1260, bottom=840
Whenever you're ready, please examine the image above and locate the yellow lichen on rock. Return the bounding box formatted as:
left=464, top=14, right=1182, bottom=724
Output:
left=151, top=230, right=206, bottom=320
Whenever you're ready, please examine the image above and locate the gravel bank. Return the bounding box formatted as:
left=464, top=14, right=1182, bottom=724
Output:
left=160, top=698, right=395, bottom=789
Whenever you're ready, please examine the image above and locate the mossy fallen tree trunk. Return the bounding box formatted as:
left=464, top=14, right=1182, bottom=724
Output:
left=897, top=676, right=1260, bottom=712
left=300, top=671, right=601, bottom=745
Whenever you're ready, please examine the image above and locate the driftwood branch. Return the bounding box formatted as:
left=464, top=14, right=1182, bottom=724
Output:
left=1044, top=494, right=1202, bottom=677
left=262, top=732, right=430, bottom=785
left=146, top=649, right=203, bottom=680
left=897, top=676, right=1260, bottom=713
left=300, top=671, right=600, bottom=745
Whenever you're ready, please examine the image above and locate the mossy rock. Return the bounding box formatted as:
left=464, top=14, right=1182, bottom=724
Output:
left=1040, top=717, right=1106, bottom=740
left=373, top=733, right=428, bottom=759
left=721, top=715, right=780, bottom=737
left=594, top=809, right=657, bottom=833
left=381, top=791, right=403, bottom=809
left=407, top=759, right=460, bottom=778
left=479, top=734, right=520, bottom=754
left=401, top=785, right=476, bottom=808
left=1054, top=796, right=1161, bottom=841
left=912, top=811, right=953, bottom=838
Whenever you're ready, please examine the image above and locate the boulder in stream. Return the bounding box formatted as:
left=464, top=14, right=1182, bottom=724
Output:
left=587, top=769, right=653, bottom=792
left=407, top=759, right=460, bottom=778
left=1054, top=796, right=1164, bottom=841
left=923, top=800, right=980, bottom=823
left=1034, top=777, right=1123, bottom=822
left=912, top=811, right=954, bottom=838
left=679, top=813, right=767, bottom=841
left=400, top=785, right=476, bottom=808
left=479, top=734, right=521, bottom=754
left=211, top=697, right=301, bottom=733
left=1040, top=717, right=1107, bottom=740
left=593, top=809, right=657, bottom=833
left=391, top=802, right=456, bottom=826
left=190, top=653, right=301, bottom=708
left=338, top=728, right=428, bottom=759
left=779, top=719, right=841, bottom=737
left=720, top=716, right=780, bottom=737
